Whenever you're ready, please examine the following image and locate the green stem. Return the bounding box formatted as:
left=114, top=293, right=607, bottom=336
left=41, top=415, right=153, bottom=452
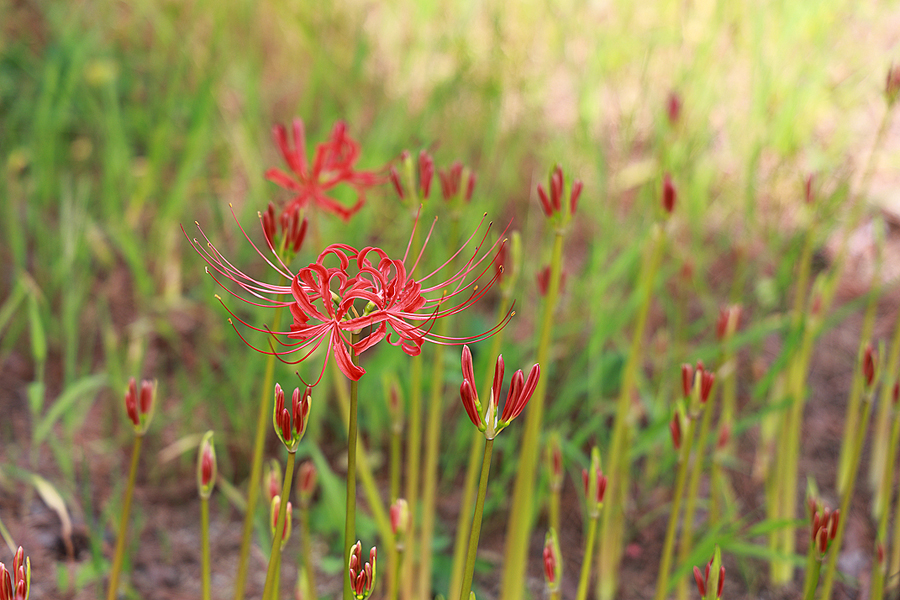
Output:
left=654, top=415, right=698, bottom=600
left=598, top=224, right=666, bottom=600
left=460, top=438, right=494, bottom=600
left=390, top=430, right=401, bottom=503
left=234, top=301, right=284, bottom=600
left=300, top=504, right=318, bottom=600
left=390, top=545, right=404, bottom=600
left=202, top=497, right=211, bottom=600
left=0, top=512, right=15, bottom=555
left=417, top=321, right=449, bottom=600
left=802, top=549, right=820, bottom=600
left=449, top=299, right=509, bottom=600
left=500, top=228, right=566, bottom=600
left=819, top=390, right=874, bottom=599
left=262, top=452, right=296, bottom=600
left=870, top=404, right=899, bottom=599
left=343, top=339, right=360, bottom=600
left=402, top=354, right=423, bottom=600
left=869, top=307, right=900, bottom=502
left=677, top=400, right=714, bottom=600
left=107, top=434, right=143, bottom=600
left=575, top=515, right=599, bottom=600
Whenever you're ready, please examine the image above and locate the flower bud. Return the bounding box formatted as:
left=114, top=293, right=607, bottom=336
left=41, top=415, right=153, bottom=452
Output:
left=662, top=173, right=676, bottom=214
left=543, top=528, right=561, bottom=592
left=390, top=498, right=409, bottom=539
left=297, top=461, right=317, bottom=507
left=270, top=495, right=292, bottom=548
left=862, top=343, right=876, bottom=390
left=264, top=459, right=282, bottom=504
left=667, top=91, right=682, bottom=125
left=124, top=377, right=156, bottom=434
left=197, top=431, right=216, bottom=499
left=418, top=151, right=434, bottom=199
left=886, top=63, right=900, bottom=106
left=348, top=541, right=377, bottom=600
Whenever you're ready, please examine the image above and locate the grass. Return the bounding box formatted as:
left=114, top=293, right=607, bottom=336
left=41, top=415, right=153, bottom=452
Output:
left=1, top=0, right=899, bottom=598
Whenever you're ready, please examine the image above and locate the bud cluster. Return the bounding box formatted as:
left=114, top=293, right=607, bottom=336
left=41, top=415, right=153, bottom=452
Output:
left=261, top=202, right=308, bottom=257
left=273, top=383, right=312, bottom=452
left=809, top=502, right=839, bottom=557
left=459, top=345, right=540, bottom=439
left=0, top=547, right=29, bottom=600
left=537, top=165, right=582, bottom=222
left=297, top=461, right=317, bottom=507
left=270, top=495, right=293, bottom=548
left=438, top=160, right=476, bottom=203
left=582, top=447, right=608, bottom=519
left=693, top=554, right=725, bottom=599
left=348, top=541, right=377, bottom=600
left=124, top=377, right=156, bottom=435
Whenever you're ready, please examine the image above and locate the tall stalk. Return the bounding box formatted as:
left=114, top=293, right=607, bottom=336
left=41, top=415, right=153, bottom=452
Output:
left=500, top=228, right=565, bottom=600
left=234, top=299, right=284, bottom=600
left=262, top=452, right=296, bottom=600
left=343, top=337, right=360, bottom=600
left=598, top=224, right=666, bottom=600
left=107, top=435, right=142, bottom=600
left=460, top=438, right=494, bottom=600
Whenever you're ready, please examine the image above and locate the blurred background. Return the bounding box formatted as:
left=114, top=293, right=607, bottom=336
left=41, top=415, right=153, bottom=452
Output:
left=2, top=0, right=900, bottom=598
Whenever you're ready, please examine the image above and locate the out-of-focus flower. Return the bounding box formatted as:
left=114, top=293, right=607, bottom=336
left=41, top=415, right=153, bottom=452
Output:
left=693, top=553, right=725, bottom=599
left=0, top=547, right=30, bottom=600
left=582, top=447, right=608, bottom=518
left=439, top=160, right=476, bottom=203
left=459, top=345, right=540, bottom=439
left=297, top=461, right=317, bottom=507
left=124, top=377, right=156, bottom=435
left=265, top=119, right=382, bottom=222
left=390, top=498, right=409, bottom=540
left=885, top=63, right=900, bottom=106
left=543, top=528, right=561, bottom=592
left=662, top=173, right=676, bottom=214
left=348, top=541, right=377, bottom=600
left=270, top=495, right=293, bottom=548
left=537, top=165, right=582, bottom=221
left=863, top=343, right=877, bottom=390
left=261, top=202, right=308, bottom=258
left=188, top=210, right=511, bottom=384
left=810, top=506, right=839, bottom=556
left=197, top=431, right=216, bottom=499
left=667, top=91, right=682, bottom=125
left=264, top=459, right=282, bottom=504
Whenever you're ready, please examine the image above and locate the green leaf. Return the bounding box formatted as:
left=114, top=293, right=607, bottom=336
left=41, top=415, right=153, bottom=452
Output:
left=33, top=374, right=107, bottom=445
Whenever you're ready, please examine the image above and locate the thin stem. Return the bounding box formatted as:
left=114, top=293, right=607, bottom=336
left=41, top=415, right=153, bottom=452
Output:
left=390, top=429, right=401, bottom=503
left=300, top=504, right=318, bottom=600
left=599, top=225, right=666, bottom=600
left=202, top=496, right=211, bottom=600
left=677, top=400, right=714, bottom=600
left=417, top=319, right=449, bottom=600
left=402, top=354, right=423, bottom=600
left=461, top=437, right=494, bottom=600
left=801, top=547, right=820, bottom=600
left=575, top=515, right=599, bottom=600
left=449, top=299, right=509, bottom=600
left=390, top=545, right=405, bottom=600
left=343, top=336, right=360, bottom=600
left=819, top=390, right=874, bottom=599
left=262, top=452, right=297, bottom=600
left=107, top=434, right=143, bottom=600
left=501, top=228, right=566, bottom=600
left=870, top=403, right=899, bottom=599
left=234, top=300, right=284, bottom=600
left=654, top=416, right=698, bottom=600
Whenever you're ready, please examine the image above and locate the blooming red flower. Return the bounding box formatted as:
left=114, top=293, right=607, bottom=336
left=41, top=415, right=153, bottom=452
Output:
left=188, top=210, right=511, bottom=384
left=265, top=119, right=382, bottom=222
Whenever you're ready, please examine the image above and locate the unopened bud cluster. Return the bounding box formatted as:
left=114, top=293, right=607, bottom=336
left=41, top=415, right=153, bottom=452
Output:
left=0, top=547, right=30, bottom=600
left=273, top=383, right=311, bottom=452
left=582, top=447, right=608, bottom=519
left=459, top=345, right=540, bottom=439
left=348, top=541, right=377, bottom=600
left=197, top=431, right=216, bottom=499
left=537, top=165, right=582, bottom=223
left=124, top=377, right=156, bottom=435
left=542, top=528, right=561, bottom=592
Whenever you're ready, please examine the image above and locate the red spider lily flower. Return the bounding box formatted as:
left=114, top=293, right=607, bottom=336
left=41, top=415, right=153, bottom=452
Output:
left=348, top=542, right=377, bottom=600
left=265, top=119, right=382, bottom=222
left=459, top=345, right=540, bottom=439
left=0, top=547, right=30, bottom=600
left=273, top=383, right=311, bottom=452
left=810, top=507, right=839, bottom=556
left=188, top=209, right=511, bottom=384
left=197, top=431, right=216, bottom=499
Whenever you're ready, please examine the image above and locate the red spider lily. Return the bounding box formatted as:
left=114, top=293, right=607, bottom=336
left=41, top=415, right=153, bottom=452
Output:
left=348, top=542, right=377, bottom=600
left=662, top=173, right=676, bottom=214
left=270, top=496, right=292, bottom=547
left=390, top=498, right=409, bottom=538
left=187, top=209, right=512, bottom=384
left=693, top=556, right=725, bottom=599
left=273, top=383, right=311, bottom=452
left=459, top=345, right=540, bottom=439
left=582, top=447, right=607, bottom=518
left=124, top=377, right=156, bottom=434
left=0, top=547, right=29, bottom=600
left=265, top=119, right=383, bottom=222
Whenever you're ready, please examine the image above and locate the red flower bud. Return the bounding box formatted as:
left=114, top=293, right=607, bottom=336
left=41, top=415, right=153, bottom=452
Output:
left=662, top=173, right=676, bottom=214
left=681, top=363, right=693, bottom=399
left=863, top=343, right=876, bottom=389
left=670, top=413, right=682, bottom=450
